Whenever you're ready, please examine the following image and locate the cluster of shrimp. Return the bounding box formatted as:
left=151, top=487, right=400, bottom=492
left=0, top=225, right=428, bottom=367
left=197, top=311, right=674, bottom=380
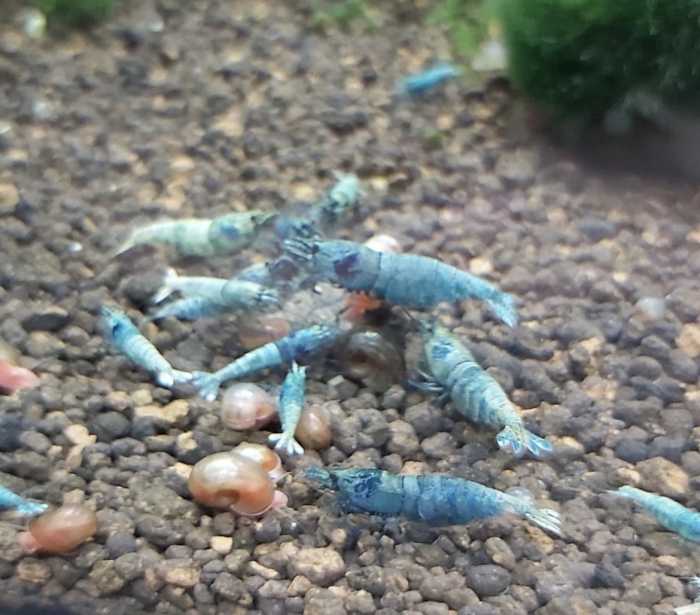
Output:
left=91, top=156, right=572, bottom=546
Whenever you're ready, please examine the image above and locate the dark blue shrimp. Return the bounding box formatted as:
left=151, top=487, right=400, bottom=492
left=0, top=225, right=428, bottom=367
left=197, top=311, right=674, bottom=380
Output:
left=304, top=467, right=561, bottom=536
left=610, top=486, right=700, bottom=543
left=419, top=320, right=551, bottom=458
left=283, top=237, right=518, bottom=326
left=192, top=322, right=344, bottom=402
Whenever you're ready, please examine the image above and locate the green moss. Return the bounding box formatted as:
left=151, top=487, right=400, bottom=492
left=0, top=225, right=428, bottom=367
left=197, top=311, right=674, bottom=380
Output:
left=427, top=0, right=495, bottom=58
left=496, top=0, right=700, bottom=120
left=311, top=0, right=379, bottom=33
left=17, top=0, right=114, bottom=28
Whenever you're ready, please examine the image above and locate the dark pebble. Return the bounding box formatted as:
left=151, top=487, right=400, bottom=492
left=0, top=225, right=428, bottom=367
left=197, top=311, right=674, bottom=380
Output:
left=556, top=320, right=602, bottom=345
left=89, top=412, right=132, bottom=443
left=458, top=606, right=498, bottom=615
left=110, top=438, right=147, bottom=457
left=639, top=335, right=671, bottom=363
left=614, top=439, right=649, bottom=463
left=664, top=349, right=699, bottom=384
left=594, top=562, right=627, bottom=589
left=135, top=515, right=186, bottom=548
left=466, top=565, right=511, bottom=598
left=645, top=320, right=682, bottom=345
left=579, top=217, right=617, bottom=242
left=21, top=306, right=70, bottom=332
left=0, top=415, right=24, bottom=452
left=105, top=532, right=138, bottom=559
left=655, top=378, right=686, bottom=404
left=613, top=398, right=662, bottom=427
left=519, top=360, right=561, bottom=404
left=647, top=436, right=685, bottom=463
left=627, top=356, right=663, bottom=380
left=598, top=317, right=622, bottom=343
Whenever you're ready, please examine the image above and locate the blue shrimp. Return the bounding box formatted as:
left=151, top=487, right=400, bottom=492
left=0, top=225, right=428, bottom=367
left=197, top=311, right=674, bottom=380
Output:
left=268, top=362, right=307, bottom=456
left=148, top=278, right=278, bottom=322
left=610, top=486, right=700, bottom=543
left=192, top=322, right=344, bottom=402
left=304, top=467, right=561, bottom=536
left=0, top=484, right=48, bottom=516
left=112, top=210, right=275, bottom=258
left=419, top=320, right=551, bottom=458
left=395, top=61, right=461, bottom=99
left=100, top=306, right=192, bottom=388
left=311, top=171, right=362, bottom=231
left=283, top=237, right=518, bottom=326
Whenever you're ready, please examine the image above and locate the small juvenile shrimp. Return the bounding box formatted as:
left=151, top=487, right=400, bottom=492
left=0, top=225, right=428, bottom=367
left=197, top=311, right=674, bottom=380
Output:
left=283, top=237, right=518, bottom=326
left=112, top=210, right=274, bottom=257
left=304, top=467, right=561, bottom=536
left=314, top=171, right=362, bottom=225
left=610, top=486, right=700, bottom=543
left=100, top=306, right=192, bottom=388
left=419, top=320, right=551, bottom=458
left=152, top=268, right=229, bottom=304
left=395, top=61, right=461, bottom=99
left=192, top=322, right=345, bottom=402
left=0, top=484, right=48, bottom=516
left=148, top=278, right=278, bottom=322
left=268, top=362, right=307, bottom=456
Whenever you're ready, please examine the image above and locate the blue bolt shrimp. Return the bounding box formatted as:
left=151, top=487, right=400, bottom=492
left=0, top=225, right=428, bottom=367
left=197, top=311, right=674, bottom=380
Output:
left=304, top=467, right=561, bottom=536
left=268, top=362, right=307, bottom=456
left=610, top=486, right=700, bottom=543
left=395, top=61, right=462, bottom=99
left=419, top=320, right=551, bottom=458
left=0, top=484, right=48, bottom=516
left=283, top=237, right=518, bottom=326
left=100, top=306, right=192, bottom=388
left=148, top=274, right=278, bottom=322
left=312, top=171, right=362, bottom=229
left=192, top=322, right=344, bottom=402
left=112, top=210, right=275, bottom=258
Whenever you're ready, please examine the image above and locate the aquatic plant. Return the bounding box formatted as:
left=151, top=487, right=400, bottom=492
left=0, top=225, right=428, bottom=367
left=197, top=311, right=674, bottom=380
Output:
left=496, top=0, right=700, bottom=122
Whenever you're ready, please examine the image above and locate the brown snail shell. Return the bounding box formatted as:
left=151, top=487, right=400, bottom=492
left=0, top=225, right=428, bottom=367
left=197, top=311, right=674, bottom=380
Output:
left=221, top=383, right=278, bottom=431
left=19, top=504, right=98, bottom=554
left=232, top=442, right=285, bottom=482
left=188, top=451, right=276, bottom=516
left=339, top=327, right=405, bottom=392
left=295, top=404, right=332, bottom=451
left=238, top=315, right=291, bottom=351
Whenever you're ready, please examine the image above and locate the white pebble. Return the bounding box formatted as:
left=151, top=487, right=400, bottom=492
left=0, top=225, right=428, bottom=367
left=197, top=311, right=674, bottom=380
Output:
left=635, top=297, right=666, bottom=320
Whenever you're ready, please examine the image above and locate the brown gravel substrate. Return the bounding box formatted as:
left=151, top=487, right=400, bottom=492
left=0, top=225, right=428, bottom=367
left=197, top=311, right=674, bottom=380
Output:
left=2, top=1, right=700, bottom=614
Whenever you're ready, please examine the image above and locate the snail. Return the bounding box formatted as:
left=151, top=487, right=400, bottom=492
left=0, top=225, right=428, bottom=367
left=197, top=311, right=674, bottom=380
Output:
left=295, top=404, right=332, bottom=451
left=338, top=327, right=406, bottom=392
left=18, top=504, right=98, bottom=554
left=221, top=383, right=278, bottom=431
left=188, top=451, right=287, bottom=517
left=238, top=315, right=292, bottom=351
left=232, top=442, right=285, bottom=482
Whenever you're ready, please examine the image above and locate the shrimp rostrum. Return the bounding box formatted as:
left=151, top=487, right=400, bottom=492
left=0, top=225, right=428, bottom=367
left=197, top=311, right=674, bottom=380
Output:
left=419, top=320, right=551, bottom=458
left=304, top=467, right=561, bottom=537
left=610, top=486, right=700, bottom=543
left=283, top=237, right=518, bottom=327
left=192, top=322, right=345, bottom=402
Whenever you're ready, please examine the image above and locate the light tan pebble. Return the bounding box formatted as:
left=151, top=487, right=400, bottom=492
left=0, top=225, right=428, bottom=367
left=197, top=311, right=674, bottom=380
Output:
left=469, top=257, right=493, bottom=276
left=551, top=436, right=585, bottom=461
left=611, top=468, right=641, bottom=486
left=345, top=589, right=376, bottom=614
left=210, top=536, right=233, bottom=555
left=0, top=183, right=19, bottom=215
left=288, top=574, right=313, bottom=597
left=258, top=579, right=291, bottom=599
left=637, top=458, right=689, bottom=499
left=161, top=400, right=190, bottom=424
left=524, top=526, right=555, bottom=555
left=64, top=424, right=96, bottom=446
left=175, top=432, right=198, bottom=456
left=156, top=559, right=200, bottom=588
left=16, top=559, right=51, bottom=583
left=248, top=560, right=279, bottom=580
left=288, top=548, right=346, bottom=586
left=484, top=537, right=516, bottom=570
left=86, top=560, right=128, bottom=596
left=677, top=324, right=700, bottom=358
left=304, top=587, right=347, bottom=615
left=131, top=389, right=153, bottom=406
left=402, top=461, right=429, bottom=475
